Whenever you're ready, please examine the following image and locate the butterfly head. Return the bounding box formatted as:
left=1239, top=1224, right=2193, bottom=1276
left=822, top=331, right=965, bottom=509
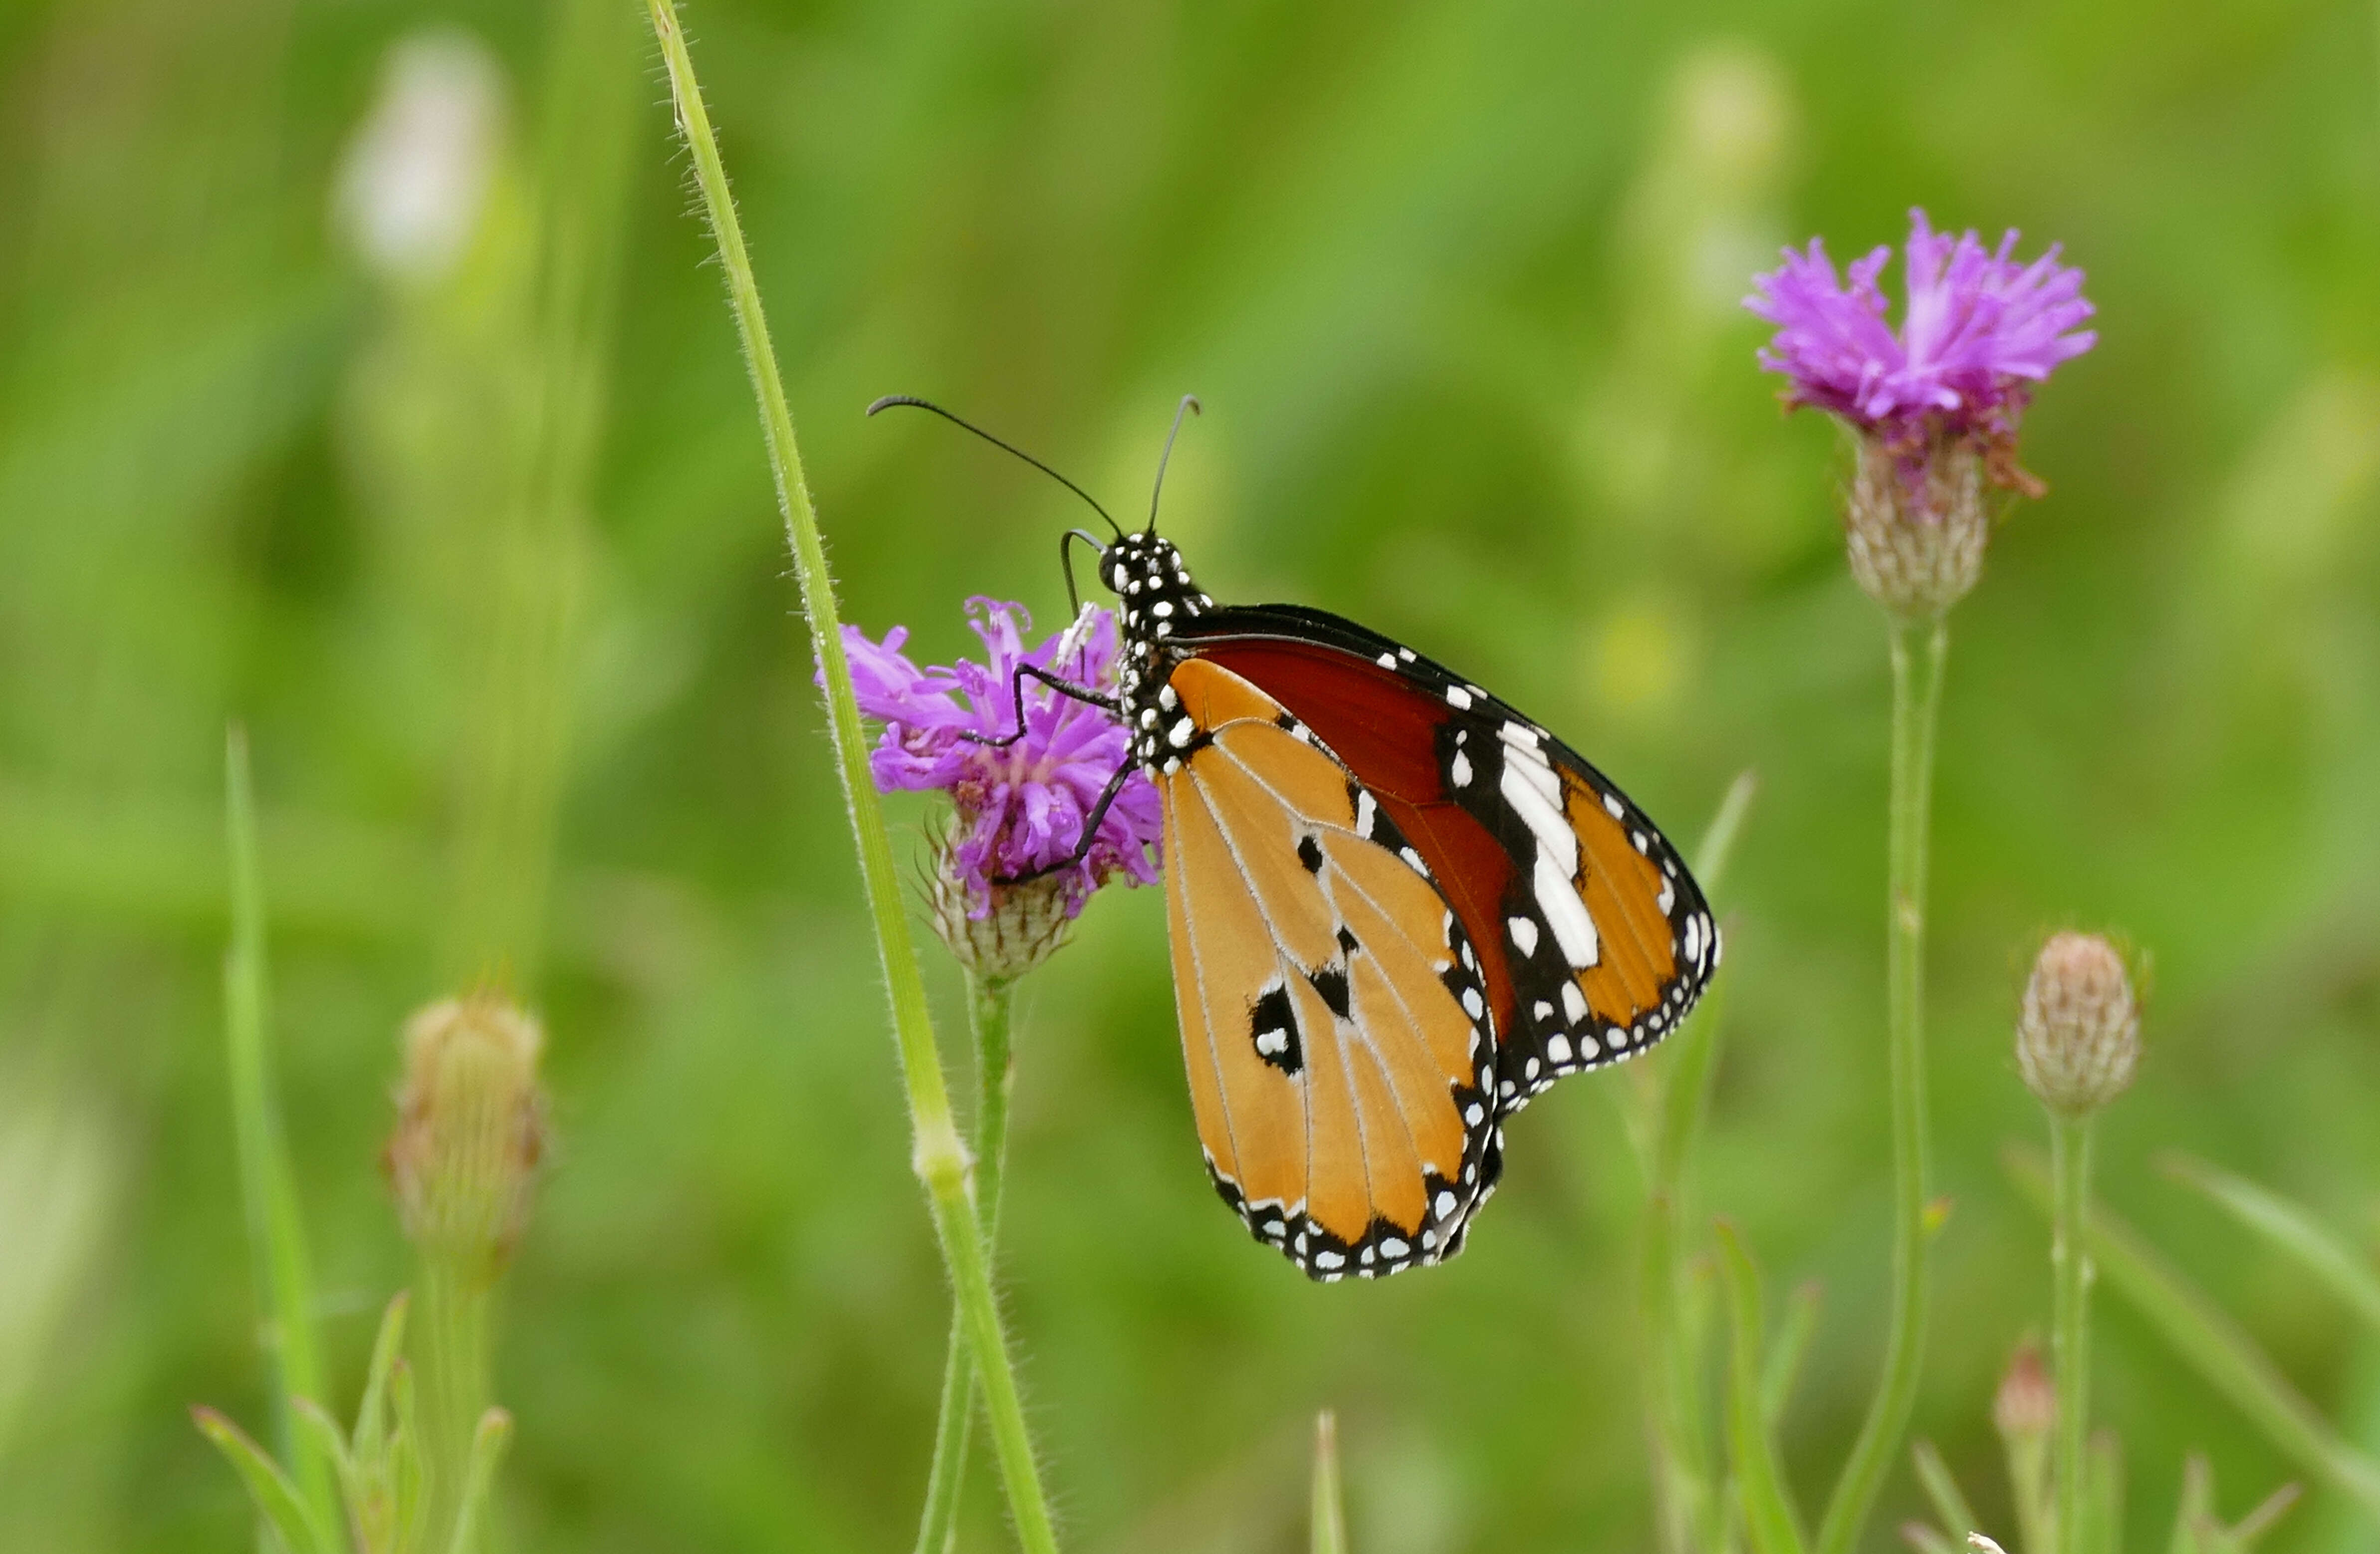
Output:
left=1100, top=531, right=1212, bottom=645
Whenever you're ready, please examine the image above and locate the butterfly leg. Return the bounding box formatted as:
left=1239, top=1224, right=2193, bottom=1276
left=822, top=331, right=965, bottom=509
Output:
left=988, top=757, right=1139, bottom=886
left=959, top=662, right=1123, bottom=750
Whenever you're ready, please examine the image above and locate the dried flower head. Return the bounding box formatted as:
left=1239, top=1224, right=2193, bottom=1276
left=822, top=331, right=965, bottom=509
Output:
left=386, top=993, right=547, bottom=1283
left=837, top=599, right=1161, bottom=974
left=2016, top=932, right=2141, bottom=1117
left=1746, top=210, right=2096, bottom=617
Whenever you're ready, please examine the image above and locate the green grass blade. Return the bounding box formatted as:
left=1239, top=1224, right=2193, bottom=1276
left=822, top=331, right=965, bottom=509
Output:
left=2162, top=1153, right=2380, bottom=1336
left=2229, top=1483, right=2302, bottom=1549
left=1312, top=1410, right=1349, bottom=1554
left=442, top=1408, right=513, bottom=1554
left=223, top=726, right=338, bottom=1532
left=1694, top=769, right=1760, bottom=895
left=1718, top=1222, right=1809, bottom=1554
left=192, top=1406, right=339, bottom=1554
left=2082, top=1429, right=2124, bottom=1554
left=1911, top=1440, right=1978, bottom=1540
left=353, top=1294, right=409, bottom=1469
left=1763, top=1281, right=1822, bottom=1429
left=1640, top=772, right=1756, bottom=1554
left=2007, top=1146, right=2380, bottom=1522
left=390, top=1362, right=425, bottom=1553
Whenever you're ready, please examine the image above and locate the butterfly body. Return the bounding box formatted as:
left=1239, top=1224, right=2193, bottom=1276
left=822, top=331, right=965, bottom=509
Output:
left=1096, top=529, right=1718, bottom=1281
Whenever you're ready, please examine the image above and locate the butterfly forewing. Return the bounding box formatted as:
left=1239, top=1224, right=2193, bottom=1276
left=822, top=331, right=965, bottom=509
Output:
left=1171, top=606, right=1719, bottom=1115
left=1159, top=657, right=1499, bottom=1280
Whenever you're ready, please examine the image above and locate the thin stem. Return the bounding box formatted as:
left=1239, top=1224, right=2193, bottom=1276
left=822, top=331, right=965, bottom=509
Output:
left=642, top=8, right=1057, bottom=1549
left=2050, top=1114, right=2093, bottom=1554
left=222, top=727, right=338, bottom=1533
left=417, top=1260, right=491, bottom=1546
left=916, top=975, right=1018, bottom=1554
left=1312, top=1410, right=1349, bottom=1554
left=1818, top=616, right=1948, bottom=1554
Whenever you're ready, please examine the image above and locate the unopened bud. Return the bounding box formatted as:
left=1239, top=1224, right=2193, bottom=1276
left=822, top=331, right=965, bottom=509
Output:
left=1992, top=1338, right=2054, bottom=1443
left=1844, top=434, right=1991, bottom=620
left=386, top=994, right=546, bottom=1283
left=925, top=836, right=1074, bottom=985
left=2016, top=932, right=2141, bottom=1118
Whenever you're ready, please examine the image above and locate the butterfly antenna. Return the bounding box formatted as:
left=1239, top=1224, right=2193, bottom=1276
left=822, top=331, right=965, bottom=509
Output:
left=1146, top=394, right=1201, bottom=534
left=867, top=395, right=1123, bottom=539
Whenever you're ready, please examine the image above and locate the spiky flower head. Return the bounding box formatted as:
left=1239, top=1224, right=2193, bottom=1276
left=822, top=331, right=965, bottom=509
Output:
left=1746, top=209, right=2096, bottom=618
left=386, top=993, right=547, bottom=1284
left=837, top=598, right=1161, bottom=979
left=2016, top=931, right=2141, bottom=1118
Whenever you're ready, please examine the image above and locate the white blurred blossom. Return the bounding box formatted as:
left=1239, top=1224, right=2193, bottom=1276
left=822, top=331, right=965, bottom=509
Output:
left=334, top=31, right=505, bottom=282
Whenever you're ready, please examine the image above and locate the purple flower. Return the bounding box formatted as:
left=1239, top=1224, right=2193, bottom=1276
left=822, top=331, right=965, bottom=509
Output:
left=1746, top=209, right=2096, bottom=457
left=835, top=598, right=1161, bottom=919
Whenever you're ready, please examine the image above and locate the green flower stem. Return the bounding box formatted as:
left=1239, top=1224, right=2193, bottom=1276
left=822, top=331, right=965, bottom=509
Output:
left=2004, top=1145, right=2380, bottom=1522
left=1818, top=615, right=1948, bottom=1554
left=222, top=727, right=338, bottom=1534
left=1311, top=1410, right=1348, bottom=1554
left=642, top=7, right=1058, bottom=1550
left=2051, top=1113, right=2093, bottom=1554
left=417, top=1259, right=491, bottom=1545
left=916, top=974, right=1018, bottom=1554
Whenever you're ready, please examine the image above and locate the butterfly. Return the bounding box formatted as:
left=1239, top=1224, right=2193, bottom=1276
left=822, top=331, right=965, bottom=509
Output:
left=874, top=396, right=1719, bottom=1281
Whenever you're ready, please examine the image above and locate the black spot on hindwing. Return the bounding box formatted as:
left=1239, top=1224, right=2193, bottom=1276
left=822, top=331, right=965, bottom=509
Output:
left=1248, top=983, right=1301, bottom=1075
left=1306, top=964, right=1352, bottom=1020
left=1297, top=834, right=1324, bottom=874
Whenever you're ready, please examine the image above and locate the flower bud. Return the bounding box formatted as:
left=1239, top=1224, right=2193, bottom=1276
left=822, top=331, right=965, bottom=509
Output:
left=2016, top=932, right=2141, bottom=1118
left=1992, top=1338, right=2054, bottom=1443
left=386, top=994, right=547, bottom=1284
left=926, top=843, right=1075, bottom=986
left=1843, top=434, right=1991, bottom=620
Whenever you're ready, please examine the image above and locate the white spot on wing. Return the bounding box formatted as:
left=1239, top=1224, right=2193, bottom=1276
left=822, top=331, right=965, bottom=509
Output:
left=1445, top=685, right=1472, bottom=710
left=1536, top=854, right=1600, bottom=968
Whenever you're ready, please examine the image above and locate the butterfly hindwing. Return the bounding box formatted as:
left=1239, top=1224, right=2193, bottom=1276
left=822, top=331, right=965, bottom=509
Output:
left=1158, top=657, right=1500, bottom=1280
left=1170, top=605, right=1719, bottom=1116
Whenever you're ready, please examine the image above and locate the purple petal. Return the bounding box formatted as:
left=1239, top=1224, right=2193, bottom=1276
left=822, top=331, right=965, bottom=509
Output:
left=1746, top=206, right=2095, bottom=441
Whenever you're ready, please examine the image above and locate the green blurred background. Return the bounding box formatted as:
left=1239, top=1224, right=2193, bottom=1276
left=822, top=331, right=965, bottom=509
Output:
left=4, top=0, right=2380, bottom=1549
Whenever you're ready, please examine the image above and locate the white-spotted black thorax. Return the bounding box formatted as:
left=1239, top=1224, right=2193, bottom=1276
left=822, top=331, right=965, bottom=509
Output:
left=1102, top=531, right=1213, bottom=777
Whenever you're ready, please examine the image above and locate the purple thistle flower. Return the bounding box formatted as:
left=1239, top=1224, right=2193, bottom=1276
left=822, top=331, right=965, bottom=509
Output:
left=1746, top=208, right=2096, bottom=464
left=835, top=598, right=1161, bottom=924
left=1746, top=210, right=2097, bottom=618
